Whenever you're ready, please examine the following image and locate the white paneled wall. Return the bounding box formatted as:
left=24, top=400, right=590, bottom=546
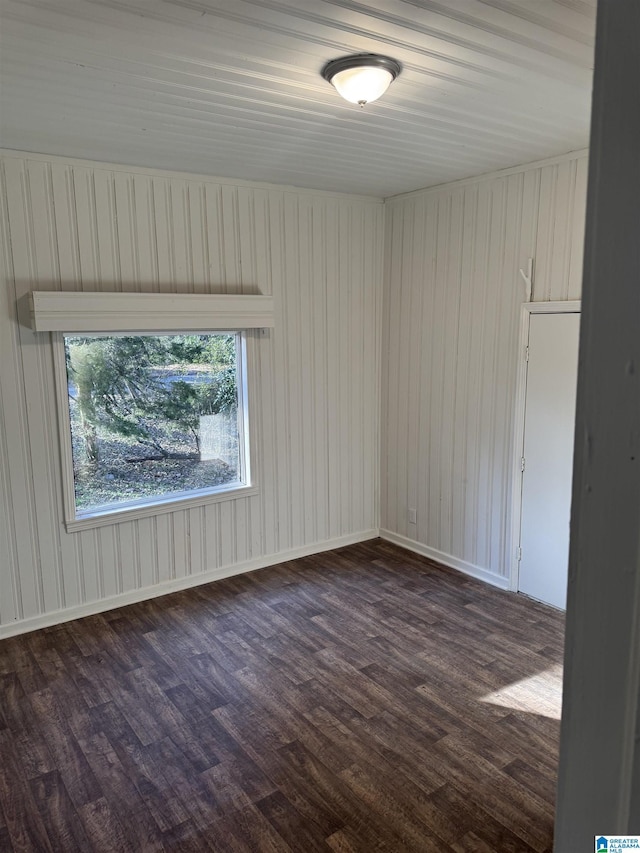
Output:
left=0, top=146, right=589, bottom=635
left=0, top=151, right=383, bottom=636
left=381, top=151, right=588, bottom=583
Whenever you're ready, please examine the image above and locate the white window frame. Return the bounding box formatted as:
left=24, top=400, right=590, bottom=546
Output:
left=32, top=291, right=273, bottom=533
left=53, top=331, right=258, bottom=532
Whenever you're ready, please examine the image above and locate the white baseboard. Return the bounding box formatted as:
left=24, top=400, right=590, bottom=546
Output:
left=379, top=529, right=509, bottom=590
left=0, top=529, right=379, bottom=639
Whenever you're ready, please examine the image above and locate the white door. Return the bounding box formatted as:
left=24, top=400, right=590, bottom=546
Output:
left=518, top=311, right=580, bottom=609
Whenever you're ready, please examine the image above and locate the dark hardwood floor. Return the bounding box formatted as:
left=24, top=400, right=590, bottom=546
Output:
left=0, top=538, right=564, bottom=852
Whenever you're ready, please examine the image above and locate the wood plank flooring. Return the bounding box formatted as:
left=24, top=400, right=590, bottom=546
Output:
left=0, top=539, right=564, bottom=852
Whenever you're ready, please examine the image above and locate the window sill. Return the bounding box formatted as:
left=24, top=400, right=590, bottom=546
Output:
left=64, top=483, right=259, bottom=533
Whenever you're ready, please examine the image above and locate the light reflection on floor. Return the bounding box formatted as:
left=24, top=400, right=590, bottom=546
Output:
left=481, top=664, right=563, bottom=720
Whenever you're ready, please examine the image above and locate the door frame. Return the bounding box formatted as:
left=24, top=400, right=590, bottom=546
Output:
left=509, top=300, right=581, bottom=593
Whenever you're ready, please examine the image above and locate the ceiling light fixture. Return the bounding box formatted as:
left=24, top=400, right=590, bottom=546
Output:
left=321, top=54, right=401, bottom=107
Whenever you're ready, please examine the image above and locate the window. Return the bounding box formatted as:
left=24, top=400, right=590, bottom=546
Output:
left=30, top=290, right=273, bottom=531
left=55, top=331, right=254, bottom=530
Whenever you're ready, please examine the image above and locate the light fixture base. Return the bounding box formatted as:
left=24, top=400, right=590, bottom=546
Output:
left=321, top=54, right=401, bottom=106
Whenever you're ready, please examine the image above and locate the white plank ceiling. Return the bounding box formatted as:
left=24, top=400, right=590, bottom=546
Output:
left=0, top=0, right=595, bottom=196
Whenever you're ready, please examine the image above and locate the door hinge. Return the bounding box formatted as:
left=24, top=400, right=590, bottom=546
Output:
left=520, top=457, right=526, bottom=472
left=517, top=546, right=522, bottom=562
left=525, top=345, right=529, bottom=362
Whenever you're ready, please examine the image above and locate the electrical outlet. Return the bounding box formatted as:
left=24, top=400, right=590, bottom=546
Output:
left=408, top=508, right=417, bottom=525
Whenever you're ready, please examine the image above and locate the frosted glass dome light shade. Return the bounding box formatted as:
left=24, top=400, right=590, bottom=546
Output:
left=330, top=67, right=393, bottom=105
left=322, top=54, right=401, bottom=106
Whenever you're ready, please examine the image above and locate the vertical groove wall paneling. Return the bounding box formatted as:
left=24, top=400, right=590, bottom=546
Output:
left=381, top=151, right=588, bottom=583
left=0, top=151, right=383, bottom=636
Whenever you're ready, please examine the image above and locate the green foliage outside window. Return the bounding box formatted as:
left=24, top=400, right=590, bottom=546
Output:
left=64, top=333, right=241, bottom=512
